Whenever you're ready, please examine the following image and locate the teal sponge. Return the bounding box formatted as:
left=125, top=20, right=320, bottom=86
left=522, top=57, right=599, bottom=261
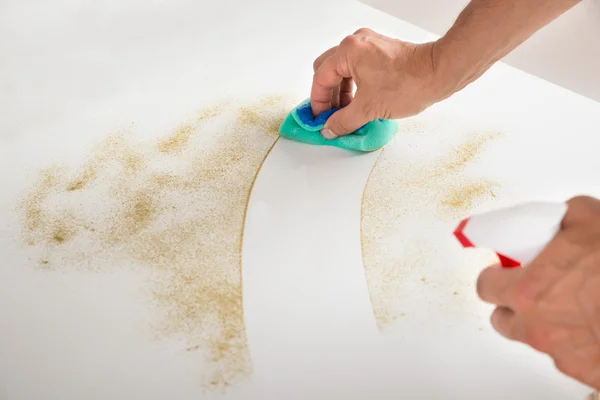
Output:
left=278, top=99, right=398, bottom=152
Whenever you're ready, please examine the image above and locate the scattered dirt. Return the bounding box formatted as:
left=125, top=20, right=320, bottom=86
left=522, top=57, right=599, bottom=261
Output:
left=361, top=115, right=502, bottom=331
left=18, top=95, right=294, bottom=390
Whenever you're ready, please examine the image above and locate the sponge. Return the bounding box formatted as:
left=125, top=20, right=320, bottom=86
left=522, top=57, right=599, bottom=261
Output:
left=278, top=99, right=398, bottom=152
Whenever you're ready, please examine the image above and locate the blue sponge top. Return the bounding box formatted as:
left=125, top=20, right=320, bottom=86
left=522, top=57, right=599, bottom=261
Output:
left=293, top=100, right=378, bottom=132
left=294, top=101, right=340, bottom=130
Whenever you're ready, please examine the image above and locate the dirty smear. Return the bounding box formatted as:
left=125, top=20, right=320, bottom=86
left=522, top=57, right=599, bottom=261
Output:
left=18, top=95, right=293, bottom=390
left=361, top=113, right=502, bottom=331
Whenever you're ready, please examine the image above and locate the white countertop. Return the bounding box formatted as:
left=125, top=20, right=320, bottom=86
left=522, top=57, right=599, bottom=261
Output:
left=1, top=0, right=600, bottom=399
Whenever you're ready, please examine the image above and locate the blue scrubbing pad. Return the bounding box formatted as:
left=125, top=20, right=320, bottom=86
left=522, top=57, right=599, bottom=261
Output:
left=278, top=99, right=398, bottom=152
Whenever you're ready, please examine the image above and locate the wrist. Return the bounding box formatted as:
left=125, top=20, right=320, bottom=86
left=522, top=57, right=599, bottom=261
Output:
left=406, top=41, right=453, bottom=109
left=429, top=37, right=472, bottom=103
left=411, top=40, right=469, bottom=108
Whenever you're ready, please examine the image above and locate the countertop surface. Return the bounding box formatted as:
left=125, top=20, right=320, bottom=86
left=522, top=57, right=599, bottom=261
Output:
left=1, top=0, right=600, bottom=399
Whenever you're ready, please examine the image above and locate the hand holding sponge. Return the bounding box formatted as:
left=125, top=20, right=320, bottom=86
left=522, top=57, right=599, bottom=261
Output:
left=278, top=99, right=398, bottom=152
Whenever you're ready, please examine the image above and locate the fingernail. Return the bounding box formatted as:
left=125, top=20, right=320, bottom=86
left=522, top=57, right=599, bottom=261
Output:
left=321, top=128, right=337, bottom=140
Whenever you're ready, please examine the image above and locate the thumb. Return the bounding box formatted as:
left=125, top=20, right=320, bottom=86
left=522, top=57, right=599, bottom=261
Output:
left=321, top=95, right=374, bottom=139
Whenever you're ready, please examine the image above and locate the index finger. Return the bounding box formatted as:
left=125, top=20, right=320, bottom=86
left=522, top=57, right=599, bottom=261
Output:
left=313, top=46, right=338, bottom=72
left=310, top=54, right=345, bottom=116
left=477, top=264, right=523, bottom=307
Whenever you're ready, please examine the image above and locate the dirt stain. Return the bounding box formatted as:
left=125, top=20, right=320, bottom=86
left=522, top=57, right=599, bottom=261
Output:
left=51, top=224, right=73, bottom=244
left=18, top=95, right=295, bottom=390
left=238, top=95, right=289, bottom=137
left=22, top=166, right=64, bottom=235
left=66, top=164, right=97, bottom=191
left=361, top=120, right=503, bottom=330
left=157, top=124, right=195, bottom=154
left=437, top=132, right=501, bottom=175
left=440, top=179, right=498, bottom=215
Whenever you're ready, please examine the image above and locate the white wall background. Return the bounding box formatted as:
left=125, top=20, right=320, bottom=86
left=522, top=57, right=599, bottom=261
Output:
left=361, top=0, right=600, bottom=103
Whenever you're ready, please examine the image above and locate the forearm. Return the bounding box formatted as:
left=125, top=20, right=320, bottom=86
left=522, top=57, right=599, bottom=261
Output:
left=432, top=0, right=581, bottom=99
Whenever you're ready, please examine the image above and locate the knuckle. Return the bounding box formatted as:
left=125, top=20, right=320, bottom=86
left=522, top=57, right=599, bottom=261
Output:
left=340, top=34, right=361, bottom=50
left=354, top=27, right=373, bottom=35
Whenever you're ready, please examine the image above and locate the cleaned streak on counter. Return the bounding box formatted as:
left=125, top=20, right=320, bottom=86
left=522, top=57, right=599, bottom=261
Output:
left=361, top=116, right=502, bottom=331
left=17, top=94, right=294, bottom=390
